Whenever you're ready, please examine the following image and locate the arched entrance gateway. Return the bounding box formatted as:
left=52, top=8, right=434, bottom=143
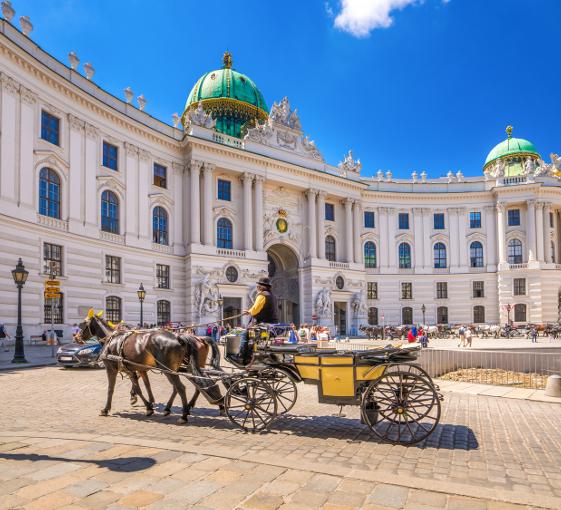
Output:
left=267, top=244, right=300, bottom=325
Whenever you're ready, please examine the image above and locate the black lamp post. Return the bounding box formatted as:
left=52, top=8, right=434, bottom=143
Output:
left=11, top=258, right=29, bottom=363
left=137, top=283, right=146, bottom=327
left=421, top=304, right=426, bottom=326
left=506, top=303, right=512, bottom=325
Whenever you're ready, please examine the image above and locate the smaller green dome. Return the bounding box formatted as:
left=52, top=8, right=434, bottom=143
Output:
left=484, top=126, right=540, bottom=168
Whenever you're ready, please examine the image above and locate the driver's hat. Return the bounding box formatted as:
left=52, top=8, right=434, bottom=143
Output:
left=256, top=277, right=272, bottom=288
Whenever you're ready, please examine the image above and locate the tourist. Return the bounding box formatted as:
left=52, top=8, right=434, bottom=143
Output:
left=0, top=321, right=11, bottom=352
left=465, top=327, right=472, bottom=348
left=309, top=326, right=318, bottom=342
left=407, top=328, right=415, bottom=343
left=71, top=323, right=80, bottom=340
left=298, top=323, right=310, bottom=342
left=530, top=326, right=538, bottom=343
left=288, top=323, right=300, bottom=344
left=458, top=325, right=466, bottom=347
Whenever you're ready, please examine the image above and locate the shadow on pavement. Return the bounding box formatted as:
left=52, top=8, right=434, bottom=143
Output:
left=0, top=452, right=156, bottom=472
left=115, top=405, right=478, bottom=451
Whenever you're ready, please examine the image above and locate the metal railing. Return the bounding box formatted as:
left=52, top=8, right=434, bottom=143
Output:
left=417, top=349, right=561, bottom=389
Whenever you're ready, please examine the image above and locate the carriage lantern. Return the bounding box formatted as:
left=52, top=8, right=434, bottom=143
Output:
left=11, top=258, right=29, bottom=363
left=137, top=283, right=146, bottom=327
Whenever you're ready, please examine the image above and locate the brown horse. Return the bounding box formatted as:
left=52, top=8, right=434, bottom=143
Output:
left=78, top=313, right=222, bottom=423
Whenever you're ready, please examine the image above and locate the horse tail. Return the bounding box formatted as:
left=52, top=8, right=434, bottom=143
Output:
left=204, top=336, right=222, bottom=371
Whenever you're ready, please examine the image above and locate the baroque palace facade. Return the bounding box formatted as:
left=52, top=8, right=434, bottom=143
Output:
left=1, top=13, right=561, bottom=339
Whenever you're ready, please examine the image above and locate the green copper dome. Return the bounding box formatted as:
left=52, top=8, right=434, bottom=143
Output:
left=484, top=126, right=540, bottom=169
left=183, top=52, right=268, bottom=138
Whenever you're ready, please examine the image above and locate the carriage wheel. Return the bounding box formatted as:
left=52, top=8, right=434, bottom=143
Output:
left=224, top=377, right=278, bottom=433
left=258, top=368, right=298, bottom=415
left=361, top=371, right=441, bottom=445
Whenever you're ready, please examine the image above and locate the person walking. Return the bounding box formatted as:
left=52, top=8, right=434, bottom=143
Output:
left=0, top=321, right=11, bottom=352
left=465, top=326, right=473, bottom=348
left=530, top=326, right=538, bottom=343
left=458, top=325, right=466, bottom=348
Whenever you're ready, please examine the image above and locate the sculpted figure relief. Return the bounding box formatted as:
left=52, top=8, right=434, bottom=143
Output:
left=185, top=101, right=216, bottom=130
left=338, top=149, right=362, bottom=175
left=316, top=287, right=333, bottom=317
left=351, top=290, right=368, bottom=316
left=195, top=274, right=220, bottom=317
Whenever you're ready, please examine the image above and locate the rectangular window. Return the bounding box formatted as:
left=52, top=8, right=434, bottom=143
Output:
left=41, top=110, right=60, bottom=146
left=43, top=243, right=63, bottom=276
left=470, top=211, right=482, bottom=229
left=153, top=163, right=167, bottom=188
left=217, top=179, right=231, bottom=201
left=550, top=212, right=554, bottom=229
left=105, top=255, right=121, bottom=284
left=364, top=211, right=375, bottom=228
left=401, top=282, right=412, bottom=300
left=325, top=203, right=335, bottom=221
left=508, top=209, right=520, bottom=226
left=367, top=282, right=378, bottom=300
left=433, top=213, right=445, bottom=230
left=103, top=141, right=119, bottom=171
left=44, top=293, right=64, bottom=324
left=436, top=282, right=448, bottom=299
left=473, top=281, right=485, bottom=298
left=398, top=212, right=409, bottom=230
left=156, top=264, right=170, bottom=289
left=514, top=278, right=526, bottom=296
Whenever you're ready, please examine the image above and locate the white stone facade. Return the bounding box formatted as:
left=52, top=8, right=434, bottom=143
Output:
left=1, top=19, right=561, bottom=339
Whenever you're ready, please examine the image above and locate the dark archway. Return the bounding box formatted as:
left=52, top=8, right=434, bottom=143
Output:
left=267, top=244, right=300, bottom=325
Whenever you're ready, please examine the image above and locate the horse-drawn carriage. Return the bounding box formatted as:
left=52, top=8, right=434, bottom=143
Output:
left=79, top=313, right=443, bottom=446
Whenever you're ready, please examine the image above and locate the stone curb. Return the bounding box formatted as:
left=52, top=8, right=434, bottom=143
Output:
left=1, top=430, right=559, bottom=510
left=0, top=360, right=57, bottom=371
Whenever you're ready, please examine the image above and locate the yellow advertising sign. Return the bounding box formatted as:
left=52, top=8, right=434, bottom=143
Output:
left=44, top=292, right=61, bottom=299
left=45, top=280, right=60, bottom=287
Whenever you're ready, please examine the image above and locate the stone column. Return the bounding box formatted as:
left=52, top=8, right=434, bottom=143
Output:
left=543, top=202, right=552, bottom=263
left=413, top=208, right=424, bottom=269
left=496, top=202, right=507, bottom=265
left=353, top=201, right=363, bottom=264
left=527, top=200, right=536, bottom=262
left=316, top=191, right=326, bottom=259
left=254, top=176, right=265, bottom=252
left=449, top=208, right=459, bottom=269
left=202, top=163, right=214, bottom=246
left=344, top=198, right=354, bottom=263
left=306, top=189, right=317, bottom=259
left=535, top=201, right=544, bottom=262
left=242, top=172, right=254, bottom=251
left=379, top=207, right=388, bottom=269
left=0, top=74, right=18, bottom=201
left=387, top=208, right=396, bottom=270
left=19, top=87, right=37, bottom=209
left=172, top=163, right=185, bottom=251
left=190, top=160, right=202, bottom=245
left=422, top=209, right=431, bottom=270
left=485, top=205, right=497, bottom=268
left=457, top=208, right=468, bottom=268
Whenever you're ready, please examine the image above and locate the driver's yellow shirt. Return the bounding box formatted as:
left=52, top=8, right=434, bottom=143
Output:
left=248, top=294, right=266, bottom=317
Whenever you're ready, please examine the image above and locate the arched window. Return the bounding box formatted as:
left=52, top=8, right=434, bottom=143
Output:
left=368, top=307, right=378, bottom=326
left=325, top=235, right=336, bottom=262
left=217, top=218, right=233, bottom=249
left=402, top=307, right=413, bottom=325
left=364, top=241, right=377, bottom=268
left=508, top=239, right=523, bottom=264
left=398, top=243, right=411, bottom=269
left=152, top=206, right=169, bottom=245
left=473, top=305, right=485, bottom=323
left=39, top=168, right=61, bottom=219
left=433, top=242, right=447, bottom=269
left=470, top=241, right=484, bottom=268
left=105, top=296, right=121, bottom=323
left=101, top=190, right=119, bottom=234
left=514, top=303, right=526, bottom=323
left=157, top=300, right=171, bottom=326
left=437, top=306, right=448, bottom=324
left=552, top=241, right=556, bottom=264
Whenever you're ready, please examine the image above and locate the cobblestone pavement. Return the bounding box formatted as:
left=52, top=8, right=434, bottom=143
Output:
left=1, top=366, right=561, bottom=509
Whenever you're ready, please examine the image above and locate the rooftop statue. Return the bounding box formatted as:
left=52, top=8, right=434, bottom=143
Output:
left=338, top=150, right=362, bottom=175
left=185, top=101, right=216, bottom=130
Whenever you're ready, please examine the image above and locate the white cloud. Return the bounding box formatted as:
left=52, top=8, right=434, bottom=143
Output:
left=332, top=0, right=421, bottom=37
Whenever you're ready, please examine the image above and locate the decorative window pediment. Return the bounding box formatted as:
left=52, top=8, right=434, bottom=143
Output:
left=429, top=232, right=449, bottom=243
left=149, top=192, right=174, bottom=209
left=35, top=151, right=69, bottom=179
left=96, top=175, right=125, bottom=197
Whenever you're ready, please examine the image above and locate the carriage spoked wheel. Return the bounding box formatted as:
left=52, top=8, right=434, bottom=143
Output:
left=361, top=370, right=441, bottom=445
left=257, top=368, right=298, bottom=415
left=224, top=377, right=278, bottom=432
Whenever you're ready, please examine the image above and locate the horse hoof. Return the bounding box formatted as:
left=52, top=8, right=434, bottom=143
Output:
left=145, top=409, right=154, bottom=417
left=99, top=409, right=109, bottom=417
left=177, top=417, right=188, bottom=424
left=130, top=397, right=138, bottom=405
left=163, top=409, right=171, bottom=416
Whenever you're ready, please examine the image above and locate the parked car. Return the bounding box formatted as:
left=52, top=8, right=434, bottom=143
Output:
left=56, top=338, right=103, bottom=368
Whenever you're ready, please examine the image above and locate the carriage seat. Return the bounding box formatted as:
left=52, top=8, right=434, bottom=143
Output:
left=265, top=344, right=323, bottom=354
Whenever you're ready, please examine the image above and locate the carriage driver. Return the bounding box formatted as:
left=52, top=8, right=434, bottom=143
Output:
left=235, top=277, right=278, bottom=365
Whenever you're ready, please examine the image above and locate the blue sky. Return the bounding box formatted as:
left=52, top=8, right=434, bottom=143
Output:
left=11, top=0, right=561, bottom=178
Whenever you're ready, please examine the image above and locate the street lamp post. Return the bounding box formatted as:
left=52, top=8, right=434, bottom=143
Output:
left=506, top=303, right=512, bottom=325
left=11, top=258, right=29, bottom=363
left=137, top=283, right=146, bottom=327
left=421, top=304, right=426, bottom=326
